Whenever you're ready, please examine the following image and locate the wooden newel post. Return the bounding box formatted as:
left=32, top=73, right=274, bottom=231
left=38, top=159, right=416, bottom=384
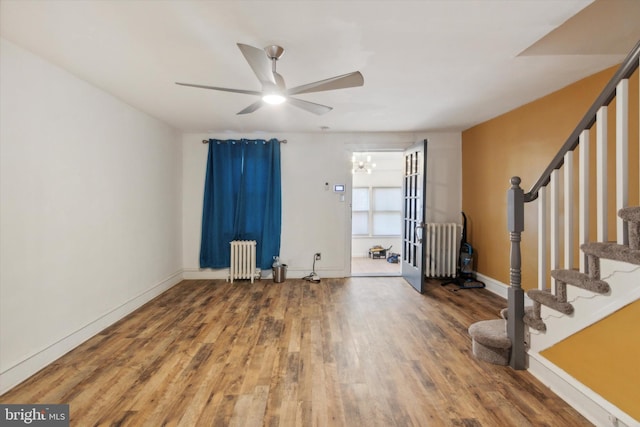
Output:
left=507, top=176, right=526, bottom=370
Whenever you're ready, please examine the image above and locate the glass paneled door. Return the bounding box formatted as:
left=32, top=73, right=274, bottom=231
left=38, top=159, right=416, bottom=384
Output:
left=401, top=140, right=427, bottom=292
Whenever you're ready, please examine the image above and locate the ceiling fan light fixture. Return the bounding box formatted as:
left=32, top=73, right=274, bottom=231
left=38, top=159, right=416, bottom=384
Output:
left=177, top=43, right=363, bottom=115
left=262, top=93, right=286, bottom=105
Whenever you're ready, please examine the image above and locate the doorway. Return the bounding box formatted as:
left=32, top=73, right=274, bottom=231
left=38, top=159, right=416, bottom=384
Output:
left=350, top=151, right=403, bottom=276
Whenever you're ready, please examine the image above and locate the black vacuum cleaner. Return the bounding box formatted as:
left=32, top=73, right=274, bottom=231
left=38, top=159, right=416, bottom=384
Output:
left=441, top=212, right=485, bottom=291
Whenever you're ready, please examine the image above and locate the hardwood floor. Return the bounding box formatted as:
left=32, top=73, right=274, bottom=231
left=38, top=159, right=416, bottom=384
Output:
left=0, top=278, right=592, bottom=426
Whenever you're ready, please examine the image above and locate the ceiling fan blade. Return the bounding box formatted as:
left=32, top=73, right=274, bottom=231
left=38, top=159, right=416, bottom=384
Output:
left=237, top=43, right=276, bottom=87
left=287, top=71, right=364, bottom=95
left=237, top=100, right=264, bottom=115
left=286, top=97, right=333, bottom=115
left=274, top=71, right=286, bottom=90
left=175, top=82, right=261, bottom=96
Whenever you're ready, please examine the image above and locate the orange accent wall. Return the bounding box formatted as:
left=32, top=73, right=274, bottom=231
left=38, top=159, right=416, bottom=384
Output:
left=462, top=65, right=639, bottom=289
left=462, top=63, right=640, bottom=422
left=540, top=300, right=640, bottom=421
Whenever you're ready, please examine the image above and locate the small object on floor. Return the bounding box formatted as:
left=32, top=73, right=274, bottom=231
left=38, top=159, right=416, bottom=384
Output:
left=303, top=272, right=320, bottom=283
left=386, top=253, right=399, bottom=263
left=369, top=245, right=392, bottom=259
left=443, top=276, right=486, bottom=291
left=303, top=253, right=321, bottom=282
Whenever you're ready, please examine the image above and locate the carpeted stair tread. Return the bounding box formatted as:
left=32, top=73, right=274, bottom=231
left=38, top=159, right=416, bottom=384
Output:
left=468, top=319, right=511, bottom=349
left=468, top=319, right=511, bottom=366
left=527, top=289, right=574, bottom=314
left=550, top=269, right=610, bottom=294
left=581, top=242, right=640, bottom=265
left=523, top=312, right=546, bottom=332
left=618, top=206, right=640, bottom=222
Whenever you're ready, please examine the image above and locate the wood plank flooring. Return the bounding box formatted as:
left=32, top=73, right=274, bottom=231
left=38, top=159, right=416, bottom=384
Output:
left=0, top=278, right=592, bottom=426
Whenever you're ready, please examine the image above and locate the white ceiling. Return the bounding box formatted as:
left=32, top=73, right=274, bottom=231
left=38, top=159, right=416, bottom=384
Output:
left=1, top=0, right=639, bottom=134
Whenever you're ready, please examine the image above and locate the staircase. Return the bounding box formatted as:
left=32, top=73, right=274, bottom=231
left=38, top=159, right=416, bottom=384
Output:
left=467, top=39, right=640, bottom=424
left=469, top=207, right=640, bottom=362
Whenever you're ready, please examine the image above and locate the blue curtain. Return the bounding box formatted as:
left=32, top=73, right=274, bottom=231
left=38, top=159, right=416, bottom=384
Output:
left=200, top=138, right=281, bottom=270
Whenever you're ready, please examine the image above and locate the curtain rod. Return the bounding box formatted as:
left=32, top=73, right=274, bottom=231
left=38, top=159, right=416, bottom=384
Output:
left=201, top=139, right=287, bottom=144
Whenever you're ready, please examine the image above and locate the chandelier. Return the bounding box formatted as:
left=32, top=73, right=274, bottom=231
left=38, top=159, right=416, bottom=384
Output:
left=352, top=154, right=376, bottom=174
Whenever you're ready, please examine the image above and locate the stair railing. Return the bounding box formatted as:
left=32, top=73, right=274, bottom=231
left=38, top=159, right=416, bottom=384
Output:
left=507, top=39, right=640, bottom=370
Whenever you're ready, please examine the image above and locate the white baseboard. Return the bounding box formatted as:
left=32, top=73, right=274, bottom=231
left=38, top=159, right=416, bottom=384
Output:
left=183, top=267, right=347, bottom=280
left=475, top=272, right=533, bottom=307
left=287, top=268, right=346, bottom=279
left=0, top=270, right=183, bottom=395
left=528, top=352, right=637, bottom=427
left=475, top=272, right=508, bottom=299
left=182, top=268, right=228, bottom=280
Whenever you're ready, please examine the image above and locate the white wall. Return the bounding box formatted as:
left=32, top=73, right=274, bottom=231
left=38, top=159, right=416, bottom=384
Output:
left=183, top=132, right=461, bottom=278
left=0, top=39, right=183, bottom=393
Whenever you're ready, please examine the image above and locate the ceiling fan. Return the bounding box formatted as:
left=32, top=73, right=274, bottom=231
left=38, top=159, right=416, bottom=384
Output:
left=176, top=43, right=364, bottom=115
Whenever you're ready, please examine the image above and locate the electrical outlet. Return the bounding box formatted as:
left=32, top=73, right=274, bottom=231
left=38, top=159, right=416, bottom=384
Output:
left=314, top=253, right=321, bottom=261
